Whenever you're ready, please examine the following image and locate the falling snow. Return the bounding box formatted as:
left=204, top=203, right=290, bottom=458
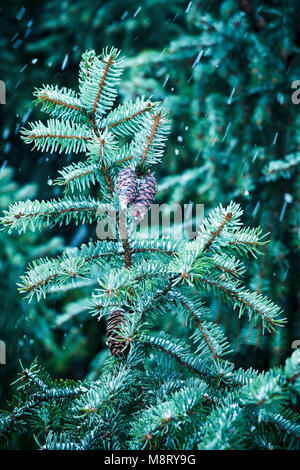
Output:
left=61, top=53, right=69, bottom=71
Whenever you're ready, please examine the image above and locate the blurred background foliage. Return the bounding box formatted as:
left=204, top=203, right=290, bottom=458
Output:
left=0, top=0, right=300, bottom=403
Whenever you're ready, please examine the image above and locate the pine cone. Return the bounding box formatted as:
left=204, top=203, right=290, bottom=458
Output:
left=131, top=173, right=157, bottom=219
left=106, top=308, right=129, bottom=358
left=116, top=167, right=137, bottom=210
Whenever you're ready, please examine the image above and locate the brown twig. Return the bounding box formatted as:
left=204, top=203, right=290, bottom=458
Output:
left=204, top=212, right=233, bottom=251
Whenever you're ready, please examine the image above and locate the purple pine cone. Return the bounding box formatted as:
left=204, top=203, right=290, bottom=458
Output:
left=131, top=173, right=158, bottom=219
left=106, top=308, right=129, bottom=358
left=116, top=167, right=137, bottom=210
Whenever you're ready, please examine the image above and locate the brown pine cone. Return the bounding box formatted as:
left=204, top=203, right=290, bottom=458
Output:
left=106, top=308, right=129, bottom=358
left=131, top=173, right=157, bottom=219
left=116, top=167, right=137, bottom=210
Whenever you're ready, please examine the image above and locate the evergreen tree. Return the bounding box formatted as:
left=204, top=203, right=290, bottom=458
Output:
left=0, top=47, right=299, bottom=450
left=3, top=3, right=299, bottom=365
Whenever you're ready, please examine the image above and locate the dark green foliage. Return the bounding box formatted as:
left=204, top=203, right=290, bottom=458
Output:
left=0, top=166, right=107, bottom=410
left=0, top=165, right=63, bottom=403
left=120, top=0, right=300, bottom=365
